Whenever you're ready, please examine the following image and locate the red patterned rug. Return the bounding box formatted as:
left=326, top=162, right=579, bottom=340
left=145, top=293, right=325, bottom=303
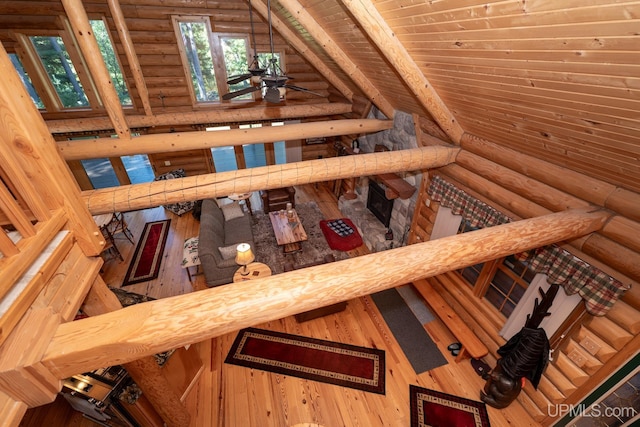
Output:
left=319, top=218, right=363, bottom=251
left=123, top=219, right=171, bottom=286
left=225, top=327, right=385, bottom=394
left=410, top=385, right=491, bottom=427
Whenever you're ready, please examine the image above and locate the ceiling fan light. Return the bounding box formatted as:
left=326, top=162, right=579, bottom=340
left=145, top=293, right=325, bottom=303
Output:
left=278, top=87, right=286, bottom=98
left=264, top=86, right=282, bottom=103
left=250, top=75, right=262, bottom=85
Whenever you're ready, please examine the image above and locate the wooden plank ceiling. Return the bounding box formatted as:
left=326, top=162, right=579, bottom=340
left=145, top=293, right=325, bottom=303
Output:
left=271, top=0, right=640, bottom=193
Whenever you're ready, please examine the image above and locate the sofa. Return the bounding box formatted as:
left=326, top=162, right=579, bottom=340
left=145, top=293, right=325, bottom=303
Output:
left=283, top=254, right=348, bottom=322
left=198, top=198, right=255, bottom=287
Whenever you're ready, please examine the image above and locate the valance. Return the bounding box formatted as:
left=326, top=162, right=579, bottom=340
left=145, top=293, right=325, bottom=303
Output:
left=427, top=175, right=627, bottom=316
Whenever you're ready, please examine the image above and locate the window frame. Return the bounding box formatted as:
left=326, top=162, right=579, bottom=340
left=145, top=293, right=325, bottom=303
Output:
left=173, top=15, right=224, bottom=106
left=211, top=33, right=253, bottom=101
left=16, top=30, right=101, bottom=112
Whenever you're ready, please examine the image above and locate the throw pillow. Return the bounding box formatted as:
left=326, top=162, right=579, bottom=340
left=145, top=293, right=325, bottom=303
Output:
left=218, top=244, right=237, bottom=260
left=221, top=202, right=244, bottom=221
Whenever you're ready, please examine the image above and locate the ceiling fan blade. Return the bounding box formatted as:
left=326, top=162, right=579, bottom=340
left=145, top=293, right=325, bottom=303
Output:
left=222, top=86, right=260, bottom=100
left=264, top=86, right=282, bottom=103
left=284, top=84, right=323, bottom=97
left=226, top=73, right=252, bottom=85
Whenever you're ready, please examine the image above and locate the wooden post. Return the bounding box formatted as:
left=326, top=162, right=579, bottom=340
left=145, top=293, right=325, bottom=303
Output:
left=82, top=146, right=460, bottom=213
left=58, top=119, right=394, bottom=160
left=82, top=278, right=190, bottom=427
left=340, top=0, right=464, bottom=143
left=60, top=0, right=131, bottom=140
left=106, top=0, right=153, bottom=115
left=42, top=207, right=609, bottom=376
left=0, top=44, right=103, bottom=256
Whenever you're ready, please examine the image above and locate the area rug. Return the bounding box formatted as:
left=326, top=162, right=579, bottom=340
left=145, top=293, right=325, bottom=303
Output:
left=410, top=385, right=491, bottom=427
left=251, top=202, right=349, bottom=274
left=225, top=327, right=386, bottom=394
left=319, top=217, right=363, bottom=251
left=371, top=288, right=447, bottom=374
left=122, top=219, right=171, bottom=286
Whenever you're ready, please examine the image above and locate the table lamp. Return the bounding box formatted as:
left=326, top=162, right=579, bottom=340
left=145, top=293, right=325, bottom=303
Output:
left=235, top=243, right=255, bottom=276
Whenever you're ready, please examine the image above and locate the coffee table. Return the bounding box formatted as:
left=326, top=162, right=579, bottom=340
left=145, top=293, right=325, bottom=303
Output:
left=268, top=209, right=308, bottom=254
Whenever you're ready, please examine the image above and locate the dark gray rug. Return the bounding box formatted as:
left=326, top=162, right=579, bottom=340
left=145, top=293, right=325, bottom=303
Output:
left=371, top=288, right=448, bottom=374
left=251, top=202, right=349, bottom=274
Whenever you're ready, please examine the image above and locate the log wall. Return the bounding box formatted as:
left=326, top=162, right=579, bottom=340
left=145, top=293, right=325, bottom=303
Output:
left=411, top=119, right=640, bottom=425
left=0, top=0, right=332, bottom=119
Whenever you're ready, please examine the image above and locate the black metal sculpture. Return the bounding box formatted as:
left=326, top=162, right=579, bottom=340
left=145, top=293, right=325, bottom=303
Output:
left=480, top=284, right=558, bottom=408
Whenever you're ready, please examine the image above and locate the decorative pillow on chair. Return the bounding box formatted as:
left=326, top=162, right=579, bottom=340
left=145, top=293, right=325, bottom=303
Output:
left=221, top=202, right=244, bottom=221
left=154, top=169, right=195, bottom=216
left=218, top=244, right=237, bottom=260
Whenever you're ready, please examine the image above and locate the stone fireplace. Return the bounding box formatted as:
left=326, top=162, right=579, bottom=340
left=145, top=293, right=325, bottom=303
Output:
left=338, top=110, right=421, bottom=252
left=367, top=179, right=394, bottom=227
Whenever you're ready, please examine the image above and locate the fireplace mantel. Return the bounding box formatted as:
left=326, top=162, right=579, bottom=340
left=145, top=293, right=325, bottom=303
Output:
left=374, top=173, right=416, bottom=200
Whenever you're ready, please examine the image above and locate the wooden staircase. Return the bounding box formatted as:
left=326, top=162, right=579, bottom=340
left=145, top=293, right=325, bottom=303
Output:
left=518, top=299, right=638, bottom=423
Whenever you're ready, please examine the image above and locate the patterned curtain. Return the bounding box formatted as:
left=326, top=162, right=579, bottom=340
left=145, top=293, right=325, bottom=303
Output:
left=427, top=175, right=628, bottom=316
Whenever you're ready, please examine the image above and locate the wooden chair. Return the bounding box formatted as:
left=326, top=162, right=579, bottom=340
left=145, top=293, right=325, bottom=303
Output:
left=260, top=187, right=296, bottom=213
left=106, top=212, right=134, bottom=244
left=100, top=226, right=123, bottom=262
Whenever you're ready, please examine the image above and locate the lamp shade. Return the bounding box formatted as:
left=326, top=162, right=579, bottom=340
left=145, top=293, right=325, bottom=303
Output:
left=235, top=243, right=255, bottom=266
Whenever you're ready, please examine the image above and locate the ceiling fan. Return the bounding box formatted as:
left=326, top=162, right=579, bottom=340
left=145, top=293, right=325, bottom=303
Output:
left=223, top=0, right=322, bottom=103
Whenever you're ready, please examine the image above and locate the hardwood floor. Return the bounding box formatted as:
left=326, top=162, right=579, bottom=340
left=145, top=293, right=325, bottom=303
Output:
left=24, top=183, right=541, bottom=426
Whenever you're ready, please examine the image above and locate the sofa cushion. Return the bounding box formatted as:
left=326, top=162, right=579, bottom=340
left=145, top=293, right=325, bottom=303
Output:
left=218, top=244, right=237, bottom=260
left=221, top=202, right=244, bottom=221
left=198, top=197, right=256, bottom=287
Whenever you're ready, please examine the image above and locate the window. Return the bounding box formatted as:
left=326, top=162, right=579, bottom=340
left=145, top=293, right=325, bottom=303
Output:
left=271, top=122, right=287, bottom=164
left=81, top=158, right=119, bottom=189
left=218, top=35, right=252, bottom=100
left=239, top=124, right=266, bottom=168
left=90, top=19, right=131, bottom=106
left=30, top=35, right=90, bottom=108
left=485, top=255, right=536, bottom=317
left=455, top=218, right=536, bottom=317
left=175, top=17, right=218, bottom=102
left=9, top=53, right=44, bottom=109
left=121, top=155, right=154, bottom=184
left=206, top=126, right=237, bottom=172
left=456, top=219, right=485, bottom=287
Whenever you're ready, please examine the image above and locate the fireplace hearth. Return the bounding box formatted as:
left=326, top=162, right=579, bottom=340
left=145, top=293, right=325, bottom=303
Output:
left=367, top=180, right=394, bottom=227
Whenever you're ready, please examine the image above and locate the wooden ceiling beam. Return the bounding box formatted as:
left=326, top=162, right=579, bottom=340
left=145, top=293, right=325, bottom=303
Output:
left=58, top=118, right=392, bottom=160
left=83, top=146, right=460, bottom=214
left=340, top=0, right=464, bottom=143
left=248, top=0, right=354, bottom=103
left=46, top=102, right=353, bottom=134
left=60, top=0, right=131, bottom=140
left=42, top=207, right=610, bottom=377
left=273, top=0, right=396, bottom=119
left=106, top=0, right=152, bottom=116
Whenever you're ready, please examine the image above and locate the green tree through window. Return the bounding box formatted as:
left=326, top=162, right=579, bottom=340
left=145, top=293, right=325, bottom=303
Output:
left=90, top=19, right=132, bottom=106
left=30, top=35, right=89, bottom=108
left=178, top=21, right=218, bottom=101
